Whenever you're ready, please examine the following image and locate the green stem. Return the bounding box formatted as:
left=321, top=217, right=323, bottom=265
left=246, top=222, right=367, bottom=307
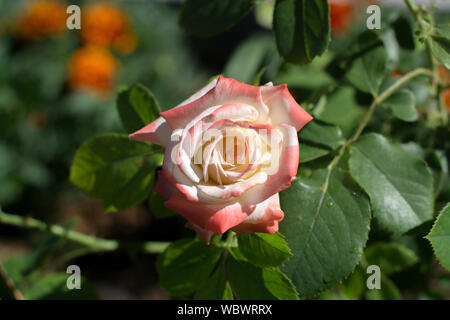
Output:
left=323, top=67, right=434, bottom=178
left=404, top=0, right=447, bottom=125
left=404, top=0, right=419, bottom=19
left=349, top=68, right=433, bottom=144
left=0, top=209, right=170, bottom=255
left=377, top=68, right=433, bottom=104
left=225, top=231, right=236, bottom=248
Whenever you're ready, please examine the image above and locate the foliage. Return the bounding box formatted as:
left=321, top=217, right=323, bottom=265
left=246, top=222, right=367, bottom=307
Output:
left=0, top=0, right=449, bottom=300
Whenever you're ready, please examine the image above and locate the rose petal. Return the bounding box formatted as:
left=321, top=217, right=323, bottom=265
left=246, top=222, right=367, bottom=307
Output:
left=232, top=193, right=284, bottom=234
left=164, top=194, right=255, bottom=234
left=185, top=222, right=214, bottom=244
left=175, top=78, right=218, bottom=108
left=129, top=117, right=171, bottom=147
left=161, top=76, right=268, bottom=130
left=261, top=84, right=313, bottom=131
left=238, top=124, right=299, bottom=207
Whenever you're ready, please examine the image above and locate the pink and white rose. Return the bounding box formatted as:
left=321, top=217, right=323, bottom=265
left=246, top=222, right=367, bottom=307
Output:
left=130, top=76, right=312, bottom=243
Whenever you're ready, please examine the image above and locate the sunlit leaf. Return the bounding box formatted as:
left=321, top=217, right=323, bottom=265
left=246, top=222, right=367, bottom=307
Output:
left=349, top=133, right=434, bottom=234
left=237, top=232, right=292, bottom=267
left=279, top=168, right=371, bottom=297
left=117, top=84, right=161, bottom=134
left=70, top=134, right=163, bottom=211
left=426, top=203, right=450, bottom=271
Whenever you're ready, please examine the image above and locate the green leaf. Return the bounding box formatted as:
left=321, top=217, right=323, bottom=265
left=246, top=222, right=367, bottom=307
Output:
left=427, top=150, right=449, bottom=198
left=430, top=34, right=450, bottom=69
left=1, top=223, right=75, bottom=286
left=228, top=246, right=250, bottom=263
left=226, top=257, right=298, bottom=300
left=149, top=192, right=177, bottom=219
left=392, top=16, right=415, bottom=50
left=251, top=66, right=268, bottom=86
left=346, top=31, right=388, bottom=96
left=382, top=89, right=418, bottom=122
left=365, top=275, right=402, bottom=300
left=339, top=265, right=365, bottom=300
left=277, top=67, right=334, bottom=89
left=279, top=168, right=371, bottom=298
left=300, top=120, right=345, bottom=150
left=70, top=134, right=163, bottom=212
left=117, top=84, right=161, bottom=134
left=2, top=256, right=32, bottom=287
left=273, top=0, right=330, bottom=64
left=0, top=265, right=19, bottom=300
left=426, top=203, right=450, bottom=271
left=194, top=259, right=233, bottom=300
left=298, top=121, right=345, bottom=163
left=435, top=24, right=450, bottom=38
left=314, top=87, right=366, bottom=138
left=23, top=273, right=98, bottom=300
left=364, top=242, right=418, bottom=274
left=401, top=145, right=449, bottom=199
left=349, top=133, right=434, bottom=234
left=430, top=24, right=450, bottom=69
left=237, top=232, right=292, bottom=267
left=299, top=145, right=331, bottom=163
left=223, top=35, right=275, bottom=83
left=381, top=29, right=400, bottom=70
left=178, top=0, right=254, bottom=37
left=157, top=238, right=222, bottom=297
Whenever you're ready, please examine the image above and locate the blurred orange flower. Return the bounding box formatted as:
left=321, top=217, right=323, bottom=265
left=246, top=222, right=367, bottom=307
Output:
left=330, top=0, right=355, bottom=36
left=67, top=46, right=119, bottom=95
left=444, top=90, right=450, bottom=111
left=439, top=66, right=450, bottom=111
left=81, top=3, right=137, bottom=55
left=16, top=0, right=67, bottom=40
left=438, top=66, right=450, bottom=84
left=329, top=0, right=378, bottom=36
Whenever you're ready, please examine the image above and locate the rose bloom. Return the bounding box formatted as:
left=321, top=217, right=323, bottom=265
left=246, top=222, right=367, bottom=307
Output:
left=67, top=46, right=119, bottom=95
left=81, top=2, right=137, bottom=55
left=130, top=76, right=313, bottom=243
left=15, top=0, right=67, bottom=40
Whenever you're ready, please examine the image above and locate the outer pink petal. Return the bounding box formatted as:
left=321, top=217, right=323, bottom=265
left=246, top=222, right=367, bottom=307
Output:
left=232, top=193, right=284, bottom=234
left=261, top=84, right=313, bottom=131
left=174, top=78, right=218, bottom=108
left=233, top=221, right=279, bottom=235
left=160, top=76, right=266, bottom=130
left=130, top=79, right=219, bottom=146
left=164, top=194, right=254, bottom=234
left=185, top=222, right=214, bottom=244
left=128, top=117, right=171, bottom=147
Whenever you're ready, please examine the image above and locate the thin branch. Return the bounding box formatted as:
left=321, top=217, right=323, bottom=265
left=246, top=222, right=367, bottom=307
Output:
left=0, top=209, right=170, bottom=255
left=348, top=68, right=433, bottom=144
left=404, top=0, right=447, bottom=125
left=0, top=264, right=24, bottom=300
